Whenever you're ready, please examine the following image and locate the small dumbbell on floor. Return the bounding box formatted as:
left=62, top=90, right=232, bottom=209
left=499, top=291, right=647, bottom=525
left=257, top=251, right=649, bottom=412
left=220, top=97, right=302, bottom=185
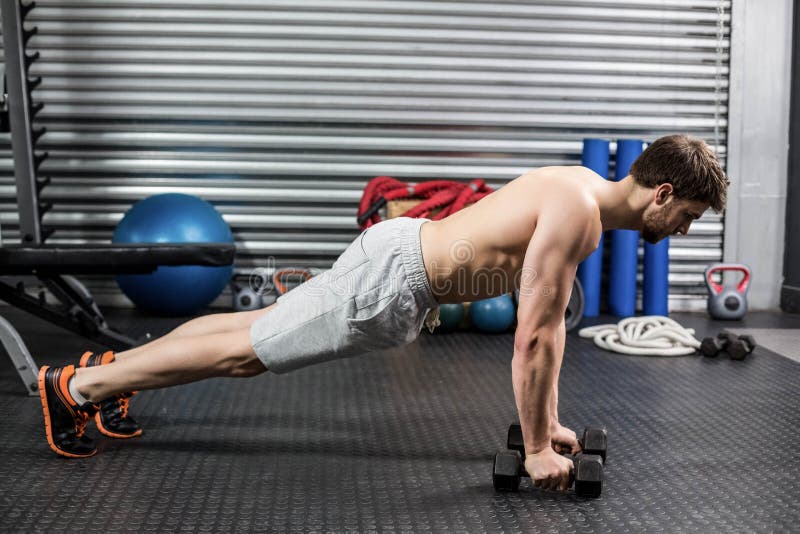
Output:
left=493, top=449, right=604, bottom=497
left=496, top=423, right=607, bottom=497
left=700, top=331, right=757, bottom=361
left=729, top=334, right=757, bottom=360
left=507, top=423, right=608, bottom=462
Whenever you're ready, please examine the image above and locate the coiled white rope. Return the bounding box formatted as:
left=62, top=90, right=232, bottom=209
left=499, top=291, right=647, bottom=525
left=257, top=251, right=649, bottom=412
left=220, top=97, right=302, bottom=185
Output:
left=578, top=316, right=701, bottom=356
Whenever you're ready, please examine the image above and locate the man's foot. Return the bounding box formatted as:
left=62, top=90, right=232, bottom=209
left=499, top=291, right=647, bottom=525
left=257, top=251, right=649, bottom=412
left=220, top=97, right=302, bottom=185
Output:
left=79, top=351, right=143, bottom=439
left=38, top=364, right=98, bottom=458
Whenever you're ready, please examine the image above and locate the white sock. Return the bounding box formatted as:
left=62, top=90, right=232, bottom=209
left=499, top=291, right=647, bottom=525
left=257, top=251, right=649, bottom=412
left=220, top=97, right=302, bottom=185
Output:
left=68, top=376, right=90, bottom=406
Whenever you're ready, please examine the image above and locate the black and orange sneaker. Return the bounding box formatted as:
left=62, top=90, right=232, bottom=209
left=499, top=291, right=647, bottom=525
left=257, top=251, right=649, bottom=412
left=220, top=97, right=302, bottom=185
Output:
left=79, top=351, right=143, bottom=439
left=38, top=364, right=98, bottom=458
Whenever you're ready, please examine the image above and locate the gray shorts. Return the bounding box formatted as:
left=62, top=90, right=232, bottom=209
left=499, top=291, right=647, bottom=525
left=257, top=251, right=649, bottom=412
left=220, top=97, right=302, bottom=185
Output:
left=250, top=217, right=439, bottom=374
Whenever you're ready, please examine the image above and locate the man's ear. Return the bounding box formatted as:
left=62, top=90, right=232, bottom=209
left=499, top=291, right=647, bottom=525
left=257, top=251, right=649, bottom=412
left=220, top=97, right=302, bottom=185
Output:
left=654, top=183, right=673, bottom=205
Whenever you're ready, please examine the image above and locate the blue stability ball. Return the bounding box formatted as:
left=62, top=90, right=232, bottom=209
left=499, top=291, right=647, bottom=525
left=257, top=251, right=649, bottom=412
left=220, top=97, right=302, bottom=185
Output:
left=437, top=303, right=466, bottom=332
left=113, top=193, right=234, bottom=315
left=469, top=294, right=516, bottom=333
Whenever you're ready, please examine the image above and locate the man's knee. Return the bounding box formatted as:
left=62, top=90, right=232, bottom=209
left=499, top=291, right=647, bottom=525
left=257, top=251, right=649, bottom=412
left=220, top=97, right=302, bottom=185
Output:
left=223, top=337, right=268, bottom=377
left=228, top=355, right=267, bottom=377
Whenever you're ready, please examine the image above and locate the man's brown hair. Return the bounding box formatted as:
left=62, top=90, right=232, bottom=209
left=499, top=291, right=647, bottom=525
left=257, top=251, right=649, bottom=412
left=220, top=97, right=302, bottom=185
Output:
left=629, top=134, right=729, bottom=212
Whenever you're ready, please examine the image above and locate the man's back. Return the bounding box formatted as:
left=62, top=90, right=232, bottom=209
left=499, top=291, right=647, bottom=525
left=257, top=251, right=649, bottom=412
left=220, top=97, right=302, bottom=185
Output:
left=420, top=166, right=603, bottom=303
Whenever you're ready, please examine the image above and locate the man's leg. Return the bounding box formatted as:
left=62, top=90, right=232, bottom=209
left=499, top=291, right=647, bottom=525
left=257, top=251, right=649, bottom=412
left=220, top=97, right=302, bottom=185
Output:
left=113, top=305, right=275, bottom=362
left=39, top=314, right=270, bottom=458
left=71, top=305, right=275, bottom=440
left=74, top=327, right=267, bottom=403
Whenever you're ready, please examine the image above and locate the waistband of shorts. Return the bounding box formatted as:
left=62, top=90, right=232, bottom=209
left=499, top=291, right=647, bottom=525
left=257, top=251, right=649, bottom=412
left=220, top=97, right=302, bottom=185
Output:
left=398, top=217, right=439, bottom=310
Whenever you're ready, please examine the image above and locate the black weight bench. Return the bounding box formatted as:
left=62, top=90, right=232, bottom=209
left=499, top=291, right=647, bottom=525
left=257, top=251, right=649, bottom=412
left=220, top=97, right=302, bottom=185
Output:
left=0, top=4, right=236, bottom=395
left=0, top=243, right=235, bottom=395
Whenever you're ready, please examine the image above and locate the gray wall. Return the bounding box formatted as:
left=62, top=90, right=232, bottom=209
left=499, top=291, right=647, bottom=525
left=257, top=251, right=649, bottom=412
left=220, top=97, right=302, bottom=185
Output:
left=725, top=0, right=795, bottom=310
left=783, top=0, right=800, bottom=313
left=0, top=1, right=731, bottom=310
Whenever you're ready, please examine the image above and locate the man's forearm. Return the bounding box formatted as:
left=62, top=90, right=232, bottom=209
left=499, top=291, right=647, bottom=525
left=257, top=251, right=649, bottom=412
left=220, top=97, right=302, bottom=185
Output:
left=550, top=382, right=559, bottom=428
left=549, top=321, right=566, bottom=428
left=511, top=339, right=560, bottom=455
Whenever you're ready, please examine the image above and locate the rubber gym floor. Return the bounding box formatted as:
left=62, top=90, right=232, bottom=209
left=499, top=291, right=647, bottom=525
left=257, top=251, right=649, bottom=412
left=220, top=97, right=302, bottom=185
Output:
left=1, top=307, right=798, bottom=533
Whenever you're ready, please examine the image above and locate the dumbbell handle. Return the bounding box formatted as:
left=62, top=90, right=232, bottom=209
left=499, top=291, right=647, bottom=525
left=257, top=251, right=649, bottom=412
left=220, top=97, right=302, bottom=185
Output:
left=517, top=458, right=588, bottom=495
left=511, top=443, right=607, bottom=466
left=518, top=454, right=590, bottom=478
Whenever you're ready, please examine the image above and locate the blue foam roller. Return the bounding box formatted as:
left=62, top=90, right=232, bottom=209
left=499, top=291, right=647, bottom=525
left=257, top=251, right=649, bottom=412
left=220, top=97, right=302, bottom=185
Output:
left=643, top=237, right=670, bottom=316
left=608, top=140, right=644, bottom=317
left=577, top=138, right=609, bottom=317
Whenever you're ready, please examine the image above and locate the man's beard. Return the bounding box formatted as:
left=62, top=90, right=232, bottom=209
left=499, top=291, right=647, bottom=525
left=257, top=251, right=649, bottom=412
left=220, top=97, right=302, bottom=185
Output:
left=641, top=210, right=668, bottom=244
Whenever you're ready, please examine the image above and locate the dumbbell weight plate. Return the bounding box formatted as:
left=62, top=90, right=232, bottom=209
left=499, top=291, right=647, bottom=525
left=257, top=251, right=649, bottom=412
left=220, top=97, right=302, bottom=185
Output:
left=701, top=336, right=725, bottom=357
left=581, top=427, right=608, bottom=463
left=573, top=453, right=603, bottom=498
left=738, top=334, right=757, bottom=351
left=507, top=423, right=524, bottom=455
left=731, top=334, right=756, bottom=360
left=727, top=340, right=749, bottom=361
left=493, top=450, right=522, bottom=492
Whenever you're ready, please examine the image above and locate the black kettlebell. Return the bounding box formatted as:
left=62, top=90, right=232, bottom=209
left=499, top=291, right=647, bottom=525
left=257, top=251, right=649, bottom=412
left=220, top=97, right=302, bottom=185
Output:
left=704, top=263, right=751, bottom=320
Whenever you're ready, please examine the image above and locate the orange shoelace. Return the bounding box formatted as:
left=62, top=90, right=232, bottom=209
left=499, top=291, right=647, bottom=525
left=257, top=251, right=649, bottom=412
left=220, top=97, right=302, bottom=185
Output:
left=118, top=395, right=130, bottom=418
left=75, top=410, right=90, bottom=438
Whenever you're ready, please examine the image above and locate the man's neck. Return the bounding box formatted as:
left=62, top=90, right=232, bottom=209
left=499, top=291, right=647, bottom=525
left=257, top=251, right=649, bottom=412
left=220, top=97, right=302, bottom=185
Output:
left=594, top=175, right=648, bottom=231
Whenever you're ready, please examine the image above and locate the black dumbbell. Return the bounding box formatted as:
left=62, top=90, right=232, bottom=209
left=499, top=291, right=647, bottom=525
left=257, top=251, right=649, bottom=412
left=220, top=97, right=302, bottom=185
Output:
left=580, top=427, right=608, bottom=463
left=700, top=331, right=756, bottom=360
left=728, top=333, right=756, bottom=361
left=492, top=449, right=604, bottom=497
left=507, top=423, right=608, bottom=462
left=700, top=333, right=728, bottom=357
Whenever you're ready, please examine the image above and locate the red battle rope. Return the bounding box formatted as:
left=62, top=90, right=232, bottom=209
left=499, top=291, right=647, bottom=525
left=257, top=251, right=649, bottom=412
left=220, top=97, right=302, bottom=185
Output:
left=356, top=176, right=494, bottom=230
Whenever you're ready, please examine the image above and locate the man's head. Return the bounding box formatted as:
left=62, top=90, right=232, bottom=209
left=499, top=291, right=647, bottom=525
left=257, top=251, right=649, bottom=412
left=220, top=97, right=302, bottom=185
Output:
left=630, top=134, right=730, bottom=244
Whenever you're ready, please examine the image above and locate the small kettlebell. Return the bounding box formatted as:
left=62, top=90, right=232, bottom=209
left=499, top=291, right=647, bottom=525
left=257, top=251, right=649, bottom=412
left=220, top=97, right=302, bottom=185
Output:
left=704, top=263, right=751, bottom=320
left=231, top=284, right=263, bottom=311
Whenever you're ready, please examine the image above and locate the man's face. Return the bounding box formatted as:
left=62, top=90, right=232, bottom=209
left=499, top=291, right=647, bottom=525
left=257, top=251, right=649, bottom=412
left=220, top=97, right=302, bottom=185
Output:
left=642, top=195, right=708, bottom=244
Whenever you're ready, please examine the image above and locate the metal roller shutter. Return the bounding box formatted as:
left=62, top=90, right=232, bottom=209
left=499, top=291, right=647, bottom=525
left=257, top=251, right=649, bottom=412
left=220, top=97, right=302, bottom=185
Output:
left=0, top=0, right=730, bottom=310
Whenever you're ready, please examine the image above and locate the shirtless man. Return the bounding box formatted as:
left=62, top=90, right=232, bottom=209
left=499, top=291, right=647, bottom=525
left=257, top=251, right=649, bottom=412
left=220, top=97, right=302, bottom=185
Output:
left=38, top=134, right=728, bottom=493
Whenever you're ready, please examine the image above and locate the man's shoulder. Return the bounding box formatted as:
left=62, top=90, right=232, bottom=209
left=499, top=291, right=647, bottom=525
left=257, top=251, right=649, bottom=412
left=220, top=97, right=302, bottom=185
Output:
left=536, top=187, right=602, bottom=258
left=511, top=166, right=601, bottom=230
left=517, top=165, right=593, bottom=182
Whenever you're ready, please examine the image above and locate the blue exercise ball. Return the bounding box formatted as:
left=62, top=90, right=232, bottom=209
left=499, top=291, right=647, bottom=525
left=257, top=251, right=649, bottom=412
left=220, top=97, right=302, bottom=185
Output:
left=469, top=294, right=516, bottom=333
left=113, top=193, right=234, bottom=315
left=437, top=303, right=466, bottom=333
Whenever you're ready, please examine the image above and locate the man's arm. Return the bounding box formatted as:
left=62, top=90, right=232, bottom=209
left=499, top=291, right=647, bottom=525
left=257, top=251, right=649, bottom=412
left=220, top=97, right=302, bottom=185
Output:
left=513, top=202, right=598, bottom=457
left=550, top=319, right=566, bottom=430
left=548, top=317, right=581, bottom=455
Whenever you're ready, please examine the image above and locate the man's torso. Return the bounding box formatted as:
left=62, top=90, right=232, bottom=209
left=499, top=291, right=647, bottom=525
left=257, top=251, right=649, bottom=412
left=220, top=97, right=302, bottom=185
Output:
left=420, top=166, right=603, bottom=303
